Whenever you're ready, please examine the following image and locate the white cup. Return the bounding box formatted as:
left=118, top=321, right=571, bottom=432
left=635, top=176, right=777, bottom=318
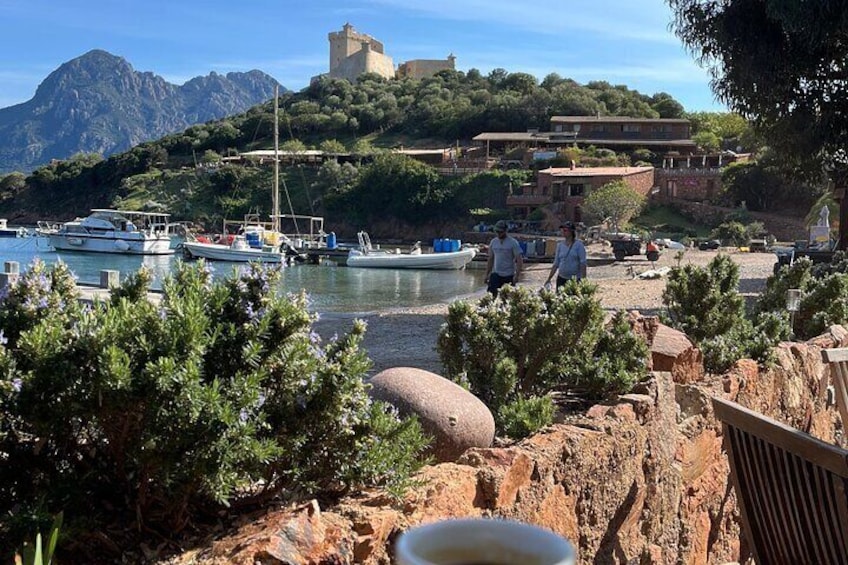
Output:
left=395, top=517, right=576, bottom=565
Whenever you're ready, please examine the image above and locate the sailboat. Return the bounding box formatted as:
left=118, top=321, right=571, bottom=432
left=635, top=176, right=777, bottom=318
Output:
left=181, top=86, right=313, bottom=263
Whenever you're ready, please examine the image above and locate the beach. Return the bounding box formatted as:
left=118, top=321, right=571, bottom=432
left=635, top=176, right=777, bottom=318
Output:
left=313, top=246, right=779, bottom=375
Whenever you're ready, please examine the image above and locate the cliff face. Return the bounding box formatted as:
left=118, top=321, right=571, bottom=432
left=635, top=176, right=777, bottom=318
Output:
left=0, top=50, right=283, bottom=173
left=168, top=322, right=847, bottom=564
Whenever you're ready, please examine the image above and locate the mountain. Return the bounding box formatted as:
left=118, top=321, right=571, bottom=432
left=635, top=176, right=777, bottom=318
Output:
left=0, top=50, right=284, bottom=174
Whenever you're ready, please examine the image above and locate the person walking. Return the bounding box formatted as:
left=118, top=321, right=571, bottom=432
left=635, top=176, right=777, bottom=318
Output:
left=544, top=221, right=587, bottom=290
left=485, top=220, right=524, bottom=298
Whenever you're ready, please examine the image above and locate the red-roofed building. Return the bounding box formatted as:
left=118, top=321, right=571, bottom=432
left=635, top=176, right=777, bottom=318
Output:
left=508, top=165, right=655, bottom=223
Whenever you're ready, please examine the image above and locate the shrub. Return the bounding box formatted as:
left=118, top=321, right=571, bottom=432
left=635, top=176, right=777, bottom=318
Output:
left=0, top=260, right=429, bottom=550
left=437, top=283, right=648, bottom=437
left=662, top=255, right=787, bottom=372
left=756, top=252, right=848, bottom=339
left=710, top=221, right=749, bottom=246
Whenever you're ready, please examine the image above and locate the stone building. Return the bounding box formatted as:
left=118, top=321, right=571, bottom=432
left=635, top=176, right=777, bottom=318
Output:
left=508, top=165, right=655, bottom=222
left=318, top=24, right=456, bottom=83
left=397, top=54, right=457, bottom=79
left=327, top=23, right=395, bottom=82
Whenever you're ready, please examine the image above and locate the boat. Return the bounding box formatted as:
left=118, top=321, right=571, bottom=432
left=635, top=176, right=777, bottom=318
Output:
left=0, top=219, right=28, bottom=238
left=36, top=209, right=175, bottom=255
left=346, top=232, right=477, bottom=270
left=180, top=86, right=325, bottom=264
left=180, top=233, right=289, bottom=263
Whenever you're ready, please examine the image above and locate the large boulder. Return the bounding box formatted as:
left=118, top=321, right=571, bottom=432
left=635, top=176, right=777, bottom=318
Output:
left=368, top=367, right=495, bottom=462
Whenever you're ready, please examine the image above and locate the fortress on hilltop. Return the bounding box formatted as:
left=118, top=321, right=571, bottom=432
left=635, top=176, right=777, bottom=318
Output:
left=318, top=23, right=456, bottom=83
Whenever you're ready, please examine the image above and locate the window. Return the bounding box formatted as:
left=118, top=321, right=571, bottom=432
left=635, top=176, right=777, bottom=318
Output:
left=622, top=124, right=641, bottom=133
left=568, top=184, right=584, bottom=197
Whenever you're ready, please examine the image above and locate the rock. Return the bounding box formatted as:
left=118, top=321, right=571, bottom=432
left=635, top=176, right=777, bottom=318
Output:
left=651, top=323, right=704, bottom=383
left=368, top=367, right=495, bottom=462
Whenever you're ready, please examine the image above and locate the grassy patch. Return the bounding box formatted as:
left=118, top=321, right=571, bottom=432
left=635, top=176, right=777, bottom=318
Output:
left=631, top=205, right=712, bottom=239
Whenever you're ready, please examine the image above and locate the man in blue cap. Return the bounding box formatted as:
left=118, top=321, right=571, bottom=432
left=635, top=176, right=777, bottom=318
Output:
left=485, top=220, right=523, bottom=297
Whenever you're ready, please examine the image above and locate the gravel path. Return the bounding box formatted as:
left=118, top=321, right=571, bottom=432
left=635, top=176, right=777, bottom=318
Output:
left=313, top=246, right=779, bottom=376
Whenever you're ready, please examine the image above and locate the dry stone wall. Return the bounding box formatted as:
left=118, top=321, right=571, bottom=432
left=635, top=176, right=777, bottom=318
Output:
left=180, top=321, right=847, bottom=565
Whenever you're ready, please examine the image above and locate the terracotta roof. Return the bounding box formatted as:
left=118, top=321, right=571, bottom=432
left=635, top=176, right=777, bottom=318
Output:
left=538, top=166, right=654, bottom=177
left=550, top=116, right=690, bottom=124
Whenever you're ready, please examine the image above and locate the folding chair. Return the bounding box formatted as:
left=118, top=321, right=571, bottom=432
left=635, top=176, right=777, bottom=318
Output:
left=822, top=348, right=848, bottom=435
left=712, top=397, right=848, bottom=564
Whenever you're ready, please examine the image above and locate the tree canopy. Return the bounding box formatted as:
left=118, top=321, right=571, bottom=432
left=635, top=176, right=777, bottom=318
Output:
left=668, top=0, right=848, bottom=244
left=668, top=0, right=848, bottom=175
left=582, top=180, right=646, bottom=233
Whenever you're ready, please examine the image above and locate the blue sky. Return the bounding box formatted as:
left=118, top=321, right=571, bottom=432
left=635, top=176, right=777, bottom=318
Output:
left=0, top=0, right=725, bottom=112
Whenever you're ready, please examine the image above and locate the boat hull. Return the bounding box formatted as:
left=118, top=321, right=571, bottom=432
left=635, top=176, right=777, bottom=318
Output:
left=46, top=233, right=173, bottom=255
left=181, top=241, right=286, bottom=263
left=346, top=248, right=476, bottom=270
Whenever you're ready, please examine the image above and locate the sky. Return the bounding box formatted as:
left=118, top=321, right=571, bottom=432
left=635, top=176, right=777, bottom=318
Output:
left=0, top=0, right=726, bottom=112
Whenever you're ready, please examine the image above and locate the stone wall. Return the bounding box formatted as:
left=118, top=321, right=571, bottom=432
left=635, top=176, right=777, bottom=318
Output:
left=181, top=324, right=848, bottom=564
left=397, top=56, right=456, bottom=79
left=659, top=200, right=807, bottom=241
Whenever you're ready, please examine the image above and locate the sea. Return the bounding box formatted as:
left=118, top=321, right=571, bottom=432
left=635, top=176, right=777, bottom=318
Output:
left=0, top=236, right=486, bottom=315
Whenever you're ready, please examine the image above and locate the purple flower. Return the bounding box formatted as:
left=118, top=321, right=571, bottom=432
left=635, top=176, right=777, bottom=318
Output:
left=11, top=378, right=22, bottom=392
left=0, top=330, right=7, bottom=346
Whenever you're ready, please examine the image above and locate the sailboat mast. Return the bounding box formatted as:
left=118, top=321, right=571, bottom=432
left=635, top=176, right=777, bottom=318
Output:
left=272, top=85, right=280, bottom=233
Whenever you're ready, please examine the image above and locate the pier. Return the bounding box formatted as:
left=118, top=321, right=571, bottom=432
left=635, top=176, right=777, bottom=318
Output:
left=1, top=262, right=162, bottom=304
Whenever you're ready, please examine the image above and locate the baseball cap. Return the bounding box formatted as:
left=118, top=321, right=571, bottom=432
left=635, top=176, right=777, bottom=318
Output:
left=559, top=221, right=575, bottom=231
left=494, top=220, right=508, bottom=232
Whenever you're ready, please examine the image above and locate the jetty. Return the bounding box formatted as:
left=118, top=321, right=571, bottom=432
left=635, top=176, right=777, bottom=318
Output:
left=1, top=261, right=162, bottom=304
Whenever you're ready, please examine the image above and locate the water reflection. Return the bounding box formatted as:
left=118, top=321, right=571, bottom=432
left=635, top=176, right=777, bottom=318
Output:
left=0, top=238, right=485, bottom=313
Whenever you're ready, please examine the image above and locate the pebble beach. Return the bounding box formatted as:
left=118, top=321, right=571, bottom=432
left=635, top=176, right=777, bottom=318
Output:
left=313, top=245, right=780, bottom=375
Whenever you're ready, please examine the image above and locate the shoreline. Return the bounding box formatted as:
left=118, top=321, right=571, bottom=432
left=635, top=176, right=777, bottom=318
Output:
left=313, top=248, right=778, bottom=376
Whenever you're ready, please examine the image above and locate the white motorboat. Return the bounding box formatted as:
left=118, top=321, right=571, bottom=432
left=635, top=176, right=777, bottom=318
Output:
left=0, top=219, right=28, bottom=238
left=346, top=232, right=477, bottom=270
left=180, top=233, right=288, bottom=263
left=37, top=209, right=174, bottom=255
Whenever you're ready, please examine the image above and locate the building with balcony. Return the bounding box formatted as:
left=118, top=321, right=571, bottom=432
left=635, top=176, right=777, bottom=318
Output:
left=654, top=152, right=750, bottom=202
left=508, top=165, right=655, bottom=222
left=473, top=116, right=696, bottom=162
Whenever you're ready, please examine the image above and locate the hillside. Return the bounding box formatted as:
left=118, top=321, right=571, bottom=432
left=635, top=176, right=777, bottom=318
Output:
left=0, top=50, right=284, bottom=173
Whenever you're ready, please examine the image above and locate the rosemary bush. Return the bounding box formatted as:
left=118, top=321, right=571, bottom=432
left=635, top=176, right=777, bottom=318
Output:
left=437, top=283, right=648, bottom=438
left=756, top=252, right=848, bottom=339
left=662, top=254, right=787, bottom=373
left=0, top=259, right=428, bottom=550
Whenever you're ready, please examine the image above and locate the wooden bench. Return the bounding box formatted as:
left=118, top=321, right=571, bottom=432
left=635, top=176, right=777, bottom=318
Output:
left=712, top=397, right=848, bottom=564
left=822, top=348, right=848, bottom=437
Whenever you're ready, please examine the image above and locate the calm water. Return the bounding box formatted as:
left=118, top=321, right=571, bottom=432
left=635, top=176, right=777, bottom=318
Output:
left=0, top=237, right=485, bottom=314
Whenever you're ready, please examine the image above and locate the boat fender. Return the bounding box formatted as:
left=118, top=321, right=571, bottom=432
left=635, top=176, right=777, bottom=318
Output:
left=114, top=239, right=130, bottom=251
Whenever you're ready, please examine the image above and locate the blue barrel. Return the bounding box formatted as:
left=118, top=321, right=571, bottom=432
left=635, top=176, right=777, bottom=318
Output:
left=450, top=239, right=460, bottom=252
left=246, top=232, right=261, bottom=248
left=327, top=232, right=337, bottom=250
left=433, top=238, right=443, bottom=253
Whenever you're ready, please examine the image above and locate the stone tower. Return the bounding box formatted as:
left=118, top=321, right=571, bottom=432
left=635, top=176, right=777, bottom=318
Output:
left=328, top=23, right=392, bottom=79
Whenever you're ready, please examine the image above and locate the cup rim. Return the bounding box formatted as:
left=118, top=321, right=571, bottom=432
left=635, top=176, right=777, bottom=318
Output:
left=395, top=517, right=576, bottom=565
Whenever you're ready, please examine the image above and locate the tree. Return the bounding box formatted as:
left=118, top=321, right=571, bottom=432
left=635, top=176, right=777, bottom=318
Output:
left=692, top=131, right=721, bottom=153
left=582, top=180, right=646, bottom=233
left=668, top=0, right=848, bottom=247
left=280, top=139, right=307, bottom=152
left=319, top=139, right=347, bottom=154
left=0, top=172, right=26, bottom=194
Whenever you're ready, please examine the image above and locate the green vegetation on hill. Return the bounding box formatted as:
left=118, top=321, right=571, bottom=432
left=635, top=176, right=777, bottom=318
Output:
left=0, top=68, right=686, bottom=230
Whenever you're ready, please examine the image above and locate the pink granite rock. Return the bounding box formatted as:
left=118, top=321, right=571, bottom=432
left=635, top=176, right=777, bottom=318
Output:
left=368, top=367, right=495, bottom=462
